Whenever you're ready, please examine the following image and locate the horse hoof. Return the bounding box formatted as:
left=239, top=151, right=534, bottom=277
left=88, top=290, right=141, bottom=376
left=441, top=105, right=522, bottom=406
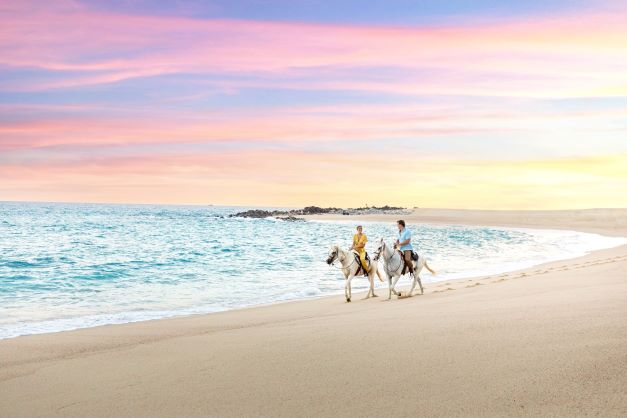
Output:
left=346, top=298, right=351, bottom=303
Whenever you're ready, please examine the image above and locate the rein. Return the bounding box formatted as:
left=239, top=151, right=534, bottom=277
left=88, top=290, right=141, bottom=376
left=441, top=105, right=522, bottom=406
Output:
left=330, top=250, right=358, bottom=271
left=378, top=244, right=402, bottom=274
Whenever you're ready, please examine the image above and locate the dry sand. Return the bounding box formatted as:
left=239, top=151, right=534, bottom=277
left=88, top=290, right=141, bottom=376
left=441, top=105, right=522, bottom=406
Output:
left=1, top=209, right=626, bottom=417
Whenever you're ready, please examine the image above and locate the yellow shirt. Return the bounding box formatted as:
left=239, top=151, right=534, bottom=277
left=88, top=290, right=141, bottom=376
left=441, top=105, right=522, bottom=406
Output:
left=353, top=233, right=367, bottom=253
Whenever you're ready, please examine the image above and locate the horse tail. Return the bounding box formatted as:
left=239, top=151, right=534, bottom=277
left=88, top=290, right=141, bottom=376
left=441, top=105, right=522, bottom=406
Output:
left=424, top=260, right=437, bottom=275
left=376, top=267, right=385, bottom=282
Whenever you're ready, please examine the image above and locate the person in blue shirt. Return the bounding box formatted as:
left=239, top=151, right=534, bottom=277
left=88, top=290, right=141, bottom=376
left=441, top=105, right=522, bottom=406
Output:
left=395, top=219, right=414, bottom=275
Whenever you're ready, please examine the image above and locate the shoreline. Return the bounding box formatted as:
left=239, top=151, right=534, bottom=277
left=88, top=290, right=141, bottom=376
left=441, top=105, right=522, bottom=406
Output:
left=303, top=207, right=627, bottom=237
left=2, top=208, right=626, bottom=417
left=2, top=219, right=624, bottom=341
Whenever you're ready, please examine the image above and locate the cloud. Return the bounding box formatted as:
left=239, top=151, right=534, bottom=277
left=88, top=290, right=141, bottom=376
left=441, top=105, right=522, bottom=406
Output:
left=1, top=151, right=625, bottom=209
left=1, top=2, right=625, bottom=98
left=1, top=1, right=626, bottom=208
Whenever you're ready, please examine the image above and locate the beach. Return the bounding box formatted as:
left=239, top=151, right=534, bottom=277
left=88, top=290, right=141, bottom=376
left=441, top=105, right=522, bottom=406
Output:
left=1, top=208, right=626, bottom=417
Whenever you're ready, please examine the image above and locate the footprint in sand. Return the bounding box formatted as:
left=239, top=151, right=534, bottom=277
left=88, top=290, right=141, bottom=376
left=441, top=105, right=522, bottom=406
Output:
left=492, top=278, right=507, bottom=283
left=466, top=282, right=482, bottom=288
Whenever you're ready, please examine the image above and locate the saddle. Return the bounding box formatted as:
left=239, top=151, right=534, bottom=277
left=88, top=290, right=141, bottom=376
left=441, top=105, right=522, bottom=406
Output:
left=398, top=250, right=419, bottom=275
left=352, top=251, right=371, bottom=276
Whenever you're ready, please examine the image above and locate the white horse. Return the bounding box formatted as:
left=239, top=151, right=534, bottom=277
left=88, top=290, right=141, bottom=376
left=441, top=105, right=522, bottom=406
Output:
left=326, top=244, right=383, bottom=302
left=373, top=238, right=436, bottom=299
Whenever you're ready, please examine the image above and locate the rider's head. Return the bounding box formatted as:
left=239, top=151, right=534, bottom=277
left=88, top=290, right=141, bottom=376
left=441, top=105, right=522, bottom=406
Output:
left=356, top=225, right=363, bottom=233
left=397, top=220, right=405, bottom=231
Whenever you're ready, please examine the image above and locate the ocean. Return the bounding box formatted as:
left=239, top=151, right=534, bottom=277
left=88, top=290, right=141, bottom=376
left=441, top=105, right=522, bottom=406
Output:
left=1, top=202, right=625, bottom=340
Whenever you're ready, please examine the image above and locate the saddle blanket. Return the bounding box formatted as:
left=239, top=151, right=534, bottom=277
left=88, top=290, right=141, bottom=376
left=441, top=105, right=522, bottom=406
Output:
left=351, top=250, right=371, bottom=275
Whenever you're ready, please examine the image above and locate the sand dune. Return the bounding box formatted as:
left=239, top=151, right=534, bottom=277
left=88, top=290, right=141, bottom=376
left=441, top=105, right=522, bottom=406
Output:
left=1, top=209, right=626, bottom=417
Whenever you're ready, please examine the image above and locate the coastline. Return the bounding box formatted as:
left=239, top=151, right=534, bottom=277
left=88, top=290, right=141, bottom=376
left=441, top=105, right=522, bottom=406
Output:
left=1, top=208, right=626, bottom=417
left=2, top=210, right=624, bottom=341
left=303, top=207, right=627, bottom=237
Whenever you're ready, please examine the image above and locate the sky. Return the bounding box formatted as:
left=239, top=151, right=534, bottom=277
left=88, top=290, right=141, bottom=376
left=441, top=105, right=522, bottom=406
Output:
left=1, top=0, right=626, bottom=209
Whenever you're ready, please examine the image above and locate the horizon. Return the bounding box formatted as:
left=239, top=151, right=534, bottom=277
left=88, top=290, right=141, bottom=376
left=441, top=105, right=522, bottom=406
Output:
left=1, top=1, right=626, bottom=209
left=1, top=199, right=624, bottom=212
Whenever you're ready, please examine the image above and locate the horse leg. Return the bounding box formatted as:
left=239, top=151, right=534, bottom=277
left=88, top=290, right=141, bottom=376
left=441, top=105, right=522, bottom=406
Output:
left=390, top=274, right=402, bottom=297
left=414, top=265, right=424, bottom=295
left=387, top=276, right=392, bottom=300
left=364, top=272, right=377, bottom=299
left=363, top=277, right=371, bottom=300
left=407, top=274, right=418, bottom=297
left=370, top=271, right=377, bottom=297
left=346, top=275, right=354, bottom=302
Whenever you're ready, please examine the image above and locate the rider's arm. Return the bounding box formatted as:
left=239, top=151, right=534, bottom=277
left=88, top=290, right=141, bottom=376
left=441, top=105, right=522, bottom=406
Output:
left=398, top=230, right=411, bottom=246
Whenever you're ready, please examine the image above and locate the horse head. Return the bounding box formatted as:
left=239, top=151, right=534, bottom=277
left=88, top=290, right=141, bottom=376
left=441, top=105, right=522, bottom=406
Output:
left=326, top=244, right=340, bottom=265
left=373, top=238, right=386, bottom=261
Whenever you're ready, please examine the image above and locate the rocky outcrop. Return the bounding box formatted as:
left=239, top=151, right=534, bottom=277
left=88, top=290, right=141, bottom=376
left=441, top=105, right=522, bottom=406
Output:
left=230, top=205, right=409, bottom=220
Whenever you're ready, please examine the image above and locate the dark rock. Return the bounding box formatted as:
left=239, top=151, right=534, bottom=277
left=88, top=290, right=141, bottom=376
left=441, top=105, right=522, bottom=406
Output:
left=229, top=209, right=288, bottom=218
left=230, top=204, right=407, bottom=219
left=276, top=216, right=305, bottom=222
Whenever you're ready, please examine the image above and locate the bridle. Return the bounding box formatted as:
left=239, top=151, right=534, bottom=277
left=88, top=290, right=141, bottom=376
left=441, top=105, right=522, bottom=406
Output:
left=373, top=241, right=402, bottom=273
left=327, top=248, right=357, bottom=271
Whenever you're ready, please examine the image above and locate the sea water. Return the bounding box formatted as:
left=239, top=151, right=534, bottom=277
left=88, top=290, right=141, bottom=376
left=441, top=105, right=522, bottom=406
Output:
left=1, top=202, right=625, bottom=340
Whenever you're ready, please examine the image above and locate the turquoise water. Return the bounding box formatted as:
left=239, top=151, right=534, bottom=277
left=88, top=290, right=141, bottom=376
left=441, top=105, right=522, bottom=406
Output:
left=1, top=202, right=625, bottom=339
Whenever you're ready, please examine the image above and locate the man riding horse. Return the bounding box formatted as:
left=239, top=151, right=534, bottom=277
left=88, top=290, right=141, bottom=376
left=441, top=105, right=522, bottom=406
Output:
left=395, top=220, right=414, bottom=275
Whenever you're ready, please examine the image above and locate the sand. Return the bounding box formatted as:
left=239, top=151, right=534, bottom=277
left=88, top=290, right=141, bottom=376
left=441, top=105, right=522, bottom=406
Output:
left=1, top=208, right=626, bottom=417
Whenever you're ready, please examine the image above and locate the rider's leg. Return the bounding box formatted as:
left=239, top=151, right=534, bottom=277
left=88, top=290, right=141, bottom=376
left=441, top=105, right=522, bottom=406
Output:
left=403, top=250, right=414, bottom=275
left=359, top=251, right=368, bottom=275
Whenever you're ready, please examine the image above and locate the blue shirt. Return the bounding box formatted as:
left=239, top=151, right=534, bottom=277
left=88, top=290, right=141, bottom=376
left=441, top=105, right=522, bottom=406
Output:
left=398, top=228, right=412, bottom=251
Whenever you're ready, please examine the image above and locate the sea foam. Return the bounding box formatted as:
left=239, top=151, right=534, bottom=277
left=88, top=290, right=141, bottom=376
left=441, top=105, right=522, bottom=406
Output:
left=1, top=202, right=625, bottom=339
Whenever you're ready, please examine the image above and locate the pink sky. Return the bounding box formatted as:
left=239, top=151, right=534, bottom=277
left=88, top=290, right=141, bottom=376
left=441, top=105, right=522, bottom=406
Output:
left=1, top=1, right=626, bottom=208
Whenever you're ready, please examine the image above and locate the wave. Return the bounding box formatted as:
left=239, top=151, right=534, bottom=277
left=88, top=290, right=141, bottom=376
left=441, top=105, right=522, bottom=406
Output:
left=1, top=202, right=625, bottom=340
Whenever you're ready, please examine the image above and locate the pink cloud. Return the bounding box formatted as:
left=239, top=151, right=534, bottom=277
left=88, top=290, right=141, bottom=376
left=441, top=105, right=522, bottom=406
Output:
left=0, top=2, right=625, bottom=97
left=2, top=96, right=624, bottom=154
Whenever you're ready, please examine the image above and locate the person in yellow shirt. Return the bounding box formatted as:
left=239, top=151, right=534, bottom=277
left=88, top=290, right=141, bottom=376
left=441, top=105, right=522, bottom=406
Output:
left=350, top=225, right=369, bottom=275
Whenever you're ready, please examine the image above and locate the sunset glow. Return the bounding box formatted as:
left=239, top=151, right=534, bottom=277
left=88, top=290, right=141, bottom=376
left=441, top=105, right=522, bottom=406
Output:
left=1, top=1, right=626, bottom=208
